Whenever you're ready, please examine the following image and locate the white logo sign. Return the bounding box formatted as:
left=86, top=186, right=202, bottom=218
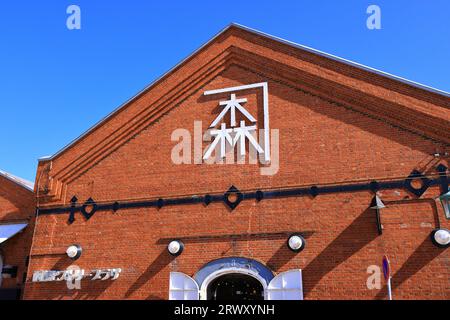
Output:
left=32, top=268, right=121, bottom=285
left=203, top=82, right=271, bottom=163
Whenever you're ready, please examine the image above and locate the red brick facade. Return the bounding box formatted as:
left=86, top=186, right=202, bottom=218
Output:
left=23, top=25, right=449, bottom=300
left=0, top=174, right=35, bottom=299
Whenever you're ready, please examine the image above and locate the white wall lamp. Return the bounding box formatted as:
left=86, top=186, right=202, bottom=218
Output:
left=430, top=229, right=450, bottom=248
left=438, top=191, right=450, bottom=220
left=168, top=240, right=184, bottom=256
left=370, top=195, right=386, bottom=235
left=66, top=244, right=82, bottom=260
left=287, top=234, right=306, bottom=253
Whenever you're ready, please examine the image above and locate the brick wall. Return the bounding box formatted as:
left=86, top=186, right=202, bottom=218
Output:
left=0, top=176, right=35, bottom=298
left=24, top=27, right=450, bottom=300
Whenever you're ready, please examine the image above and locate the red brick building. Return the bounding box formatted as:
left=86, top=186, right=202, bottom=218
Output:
left=0, top=170, right=35, bottom=300
left=23, top=24, right=449, bottom=300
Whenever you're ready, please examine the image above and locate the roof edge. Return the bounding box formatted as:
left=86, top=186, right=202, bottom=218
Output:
left=231, top=23, right=450, bottom=98
left=38, top=23, right=236, bottom=163
left=38, top=22, right=450, bottom=163
left=0, top=170, right=35, bottom=192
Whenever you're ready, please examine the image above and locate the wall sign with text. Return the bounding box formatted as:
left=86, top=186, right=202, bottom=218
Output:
left=32, top=268, right=122, bottom=282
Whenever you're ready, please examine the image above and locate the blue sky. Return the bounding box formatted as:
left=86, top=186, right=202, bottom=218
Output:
left=1, top=1, right=449, bottom=182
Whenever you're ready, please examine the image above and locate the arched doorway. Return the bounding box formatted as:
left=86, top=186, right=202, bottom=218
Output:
left=195, top=257, right=273, bottom=300
left=207, top=273, right=264, bottom=300
left=170, top=263, right=304, bottom=300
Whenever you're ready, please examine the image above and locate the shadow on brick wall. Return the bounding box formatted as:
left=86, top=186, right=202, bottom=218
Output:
left=124, top=250, right=174, bottom=299
left=375, top=237, right=445, bottom=300
left=302, top=208, right=377, bottom=297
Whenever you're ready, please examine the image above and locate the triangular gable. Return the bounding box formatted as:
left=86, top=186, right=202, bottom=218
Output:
left=36, top=23, right=450, bottom=202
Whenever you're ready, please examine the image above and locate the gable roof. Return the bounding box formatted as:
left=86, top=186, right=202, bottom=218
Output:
left=38, top=23, right=450, bottom=163
left=35, top=23, right=450, bottom=202
left=0, top=170, right=34, bottom=192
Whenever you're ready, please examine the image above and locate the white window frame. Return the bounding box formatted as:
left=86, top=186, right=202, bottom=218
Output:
left=169, top=272, right=199, bottom=300
left=267, top=269, right=304, bottom=300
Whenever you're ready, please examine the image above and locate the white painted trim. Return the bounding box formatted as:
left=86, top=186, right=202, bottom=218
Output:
left=0, top=223, right=28, bottom=245
left=0, top=170, right=34, bottom=192
left=199, top=267, right=268, bottom=300
left=204, top=82, right=267, bottom=95
left=267, top=269, right=304, bottom=300
left=204, top=82, right=271, bottom=162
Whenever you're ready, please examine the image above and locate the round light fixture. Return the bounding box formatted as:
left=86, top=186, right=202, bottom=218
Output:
left=431, top=229, right=450, bottom=248
left=168, top=240, right=184, bottom=256
left=66, top=244, right=82, bottom=260
left=287, top=234, right=306, bottom=252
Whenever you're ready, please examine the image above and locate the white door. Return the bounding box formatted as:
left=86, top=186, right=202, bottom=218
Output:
left=267, top=269, right=303, bottom=300
left=169, top=272, right=199, bottom=300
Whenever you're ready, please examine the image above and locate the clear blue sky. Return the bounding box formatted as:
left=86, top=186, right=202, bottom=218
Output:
left=1, top=1, right=449, bottom=182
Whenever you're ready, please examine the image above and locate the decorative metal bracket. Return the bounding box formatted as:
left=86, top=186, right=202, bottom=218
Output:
left=370, top=195, right=386, bottom=235
left=404, top=170, right=431, bottom=197
left=223, top=186, right=243, bottom=210
left=68, top=196, right=98, bottom=224
left=38, top=166, right=449, bottom=225
left=437, top=164, right=449, bottom=194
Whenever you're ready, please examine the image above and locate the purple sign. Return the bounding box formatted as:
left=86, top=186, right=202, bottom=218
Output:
left=382, top=255, right=390, bottom=280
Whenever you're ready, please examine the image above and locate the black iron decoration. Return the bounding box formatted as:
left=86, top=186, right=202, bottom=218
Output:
left=39, top=166, right=450, bottom=224
left=369, top=195, right=386, bottom=235
left=437, top=163, right=449, bottom=194
left=68, top=196, right=78, bottom=224
left=68, top=196, right=98, bottom=224
left=404, top=170, right=432, bottom=197
left=81, top=198, right=98, bottom=220
left=204, top=194, right=212, bottom=206
left=223, top=185, right=244, bottom=210
left=375, top=208, right=382, bottom=235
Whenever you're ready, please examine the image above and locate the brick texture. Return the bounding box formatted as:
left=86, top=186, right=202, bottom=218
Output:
left=0, top=176, right=35, bottom=297
left=24, top=26, right=449, bottom=300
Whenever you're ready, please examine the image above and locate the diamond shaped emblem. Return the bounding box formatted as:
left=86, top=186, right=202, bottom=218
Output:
left=404, top=170, right=431, bottom=197
left=81, top=197, right=98, bottom=220
left=223, top=186, right=243, bottom=210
